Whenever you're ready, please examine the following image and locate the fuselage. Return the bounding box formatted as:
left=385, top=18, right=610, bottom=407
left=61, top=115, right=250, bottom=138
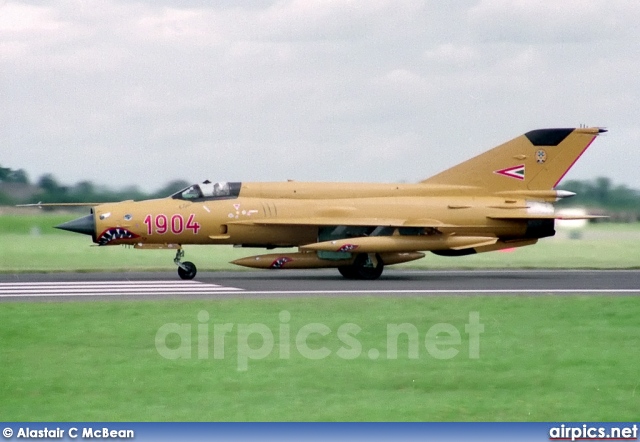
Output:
left=75, top=181, right=554, bottom=250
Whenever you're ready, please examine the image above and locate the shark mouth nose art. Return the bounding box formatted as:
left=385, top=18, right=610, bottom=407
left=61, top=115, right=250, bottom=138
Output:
left=97, top=228, right=140, bottom=245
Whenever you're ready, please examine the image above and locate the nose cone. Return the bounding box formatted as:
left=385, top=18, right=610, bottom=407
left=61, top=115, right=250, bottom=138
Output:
left=56, top=214, right=96, bottom=237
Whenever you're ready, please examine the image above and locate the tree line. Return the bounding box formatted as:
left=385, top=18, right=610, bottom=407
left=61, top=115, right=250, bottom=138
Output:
left=0, top=165, right=189, bottom=206
left=556, top=177, right=640, bottom=221
left=1, top=164, right=639, bottom=220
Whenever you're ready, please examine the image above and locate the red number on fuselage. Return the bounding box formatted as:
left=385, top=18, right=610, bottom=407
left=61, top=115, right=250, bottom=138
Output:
left=143, top=214, right=200, bottom=235
left=143, top=214, right=153, bottom=235
left=155, top=214, right=168, bottom=234
left=171, top=215, right=183, bottom=234
left=186, top=214, right=201, bottom=234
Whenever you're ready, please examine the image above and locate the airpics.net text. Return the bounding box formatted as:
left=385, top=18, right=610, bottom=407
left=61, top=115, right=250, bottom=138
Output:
left=155, top=311, right=484, bottom=371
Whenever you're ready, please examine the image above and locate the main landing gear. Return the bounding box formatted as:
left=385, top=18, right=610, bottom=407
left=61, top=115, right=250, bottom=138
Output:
left=338, top=253, right=384, bottom=280
left=174, top=248, right=197, bottom=280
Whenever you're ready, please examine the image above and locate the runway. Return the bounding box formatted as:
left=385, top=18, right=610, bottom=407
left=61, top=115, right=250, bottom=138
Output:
left=1, top=269, right=639, bottom=301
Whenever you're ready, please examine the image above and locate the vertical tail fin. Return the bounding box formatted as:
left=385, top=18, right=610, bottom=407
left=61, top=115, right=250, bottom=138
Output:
left=421, top=127, right=606, bottom=191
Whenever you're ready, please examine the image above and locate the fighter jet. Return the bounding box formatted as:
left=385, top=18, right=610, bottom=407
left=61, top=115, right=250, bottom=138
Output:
left=51, top=127, right=605, bottom=280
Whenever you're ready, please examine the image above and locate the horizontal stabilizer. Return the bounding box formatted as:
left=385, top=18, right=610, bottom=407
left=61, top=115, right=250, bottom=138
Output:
left=493, top=190, right=576, bottom=201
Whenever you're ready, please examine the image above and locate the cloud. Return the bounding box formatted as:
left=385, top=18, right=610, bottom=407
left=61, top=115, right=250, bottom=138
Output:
left=468, top=0, right=640, bottom=44
left=0, top=3, right=62, bottom=33
left=1, top=0, right=639, bottom=191
left=0, top=2, right=73, bottom=62
left=424, top=44, right=480, bottom=68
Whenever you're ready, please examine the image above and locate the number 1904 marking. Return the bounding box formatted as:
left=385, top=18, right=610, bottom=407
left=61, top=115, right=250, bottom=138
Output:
left=143, top=214, right=201, bottom=235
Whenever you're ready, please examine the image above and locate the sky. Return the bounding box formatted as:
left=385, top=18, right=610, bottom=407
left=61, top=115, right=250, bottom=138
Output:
left=2, top=0, right=640, bottom=192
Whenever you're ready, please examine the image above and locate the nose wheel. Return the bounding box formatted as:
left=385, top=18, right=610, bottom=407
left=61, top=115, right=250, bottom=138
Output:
left=174, top=248, right=197, bottom=280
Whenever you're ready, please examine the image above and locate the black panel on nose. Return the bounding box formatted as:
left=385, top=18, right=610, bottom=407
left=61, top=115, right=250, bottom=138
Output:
left=56, top=214, right=96, bottom=237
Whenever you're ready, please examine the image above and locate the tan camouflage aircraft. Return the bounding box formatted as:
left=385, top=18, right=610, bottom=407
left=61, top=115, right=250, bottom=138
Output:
left=50, top=127, right=605, bottom=280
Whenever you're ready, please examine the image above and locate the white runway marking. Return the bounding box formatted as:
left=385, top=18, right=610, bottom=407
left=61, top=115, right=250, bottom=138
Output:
left=2, top=283, right=639, bottom=299
left=0, top=280, right=243, bottom=298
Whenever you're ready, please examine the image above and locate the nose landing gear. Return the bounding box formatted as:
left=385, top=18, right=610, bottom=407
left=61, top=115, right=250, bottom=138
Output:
left=174, top=248, right=197, bottom=280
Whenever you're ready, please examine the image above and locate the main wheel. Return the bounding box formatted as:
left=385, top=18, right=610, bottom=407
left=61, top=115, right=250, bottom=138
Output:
left=178, top=261, right=197, bottom=280
left=338, top=254, right=384, bottom=280
left=338, top=265, right=358, bottom=279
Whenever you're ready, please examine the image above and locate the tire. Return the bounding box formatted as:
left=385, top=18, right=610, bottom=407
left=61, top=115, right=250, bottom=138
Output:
left=178, top=261, right=197, bottom=280
left=338, top=254, right=384, bottom=280
left=338, top=265, right=358, bottom=279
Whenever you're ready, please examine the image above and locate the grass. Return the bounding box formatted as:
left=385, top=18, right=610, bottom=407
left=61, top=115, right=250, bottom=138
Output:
left=2, top=213, right=639, bottom=422
left=1, top=296, right=639, bottom=421
left=0, top=213, right=76, bottom=235
left=1, top=213, right=639, bottom=272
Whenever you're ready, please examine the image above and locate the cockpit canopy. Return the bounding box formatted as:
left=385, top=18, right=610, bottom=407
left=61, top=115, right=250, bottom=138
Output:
left=172, top=180, right=241, bottom=201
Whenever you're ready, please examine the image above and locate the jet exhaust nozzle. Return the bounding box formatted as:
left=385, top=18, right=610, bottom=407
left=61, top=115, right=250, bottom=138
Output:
left=55, top=214, right=96, bottom=237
